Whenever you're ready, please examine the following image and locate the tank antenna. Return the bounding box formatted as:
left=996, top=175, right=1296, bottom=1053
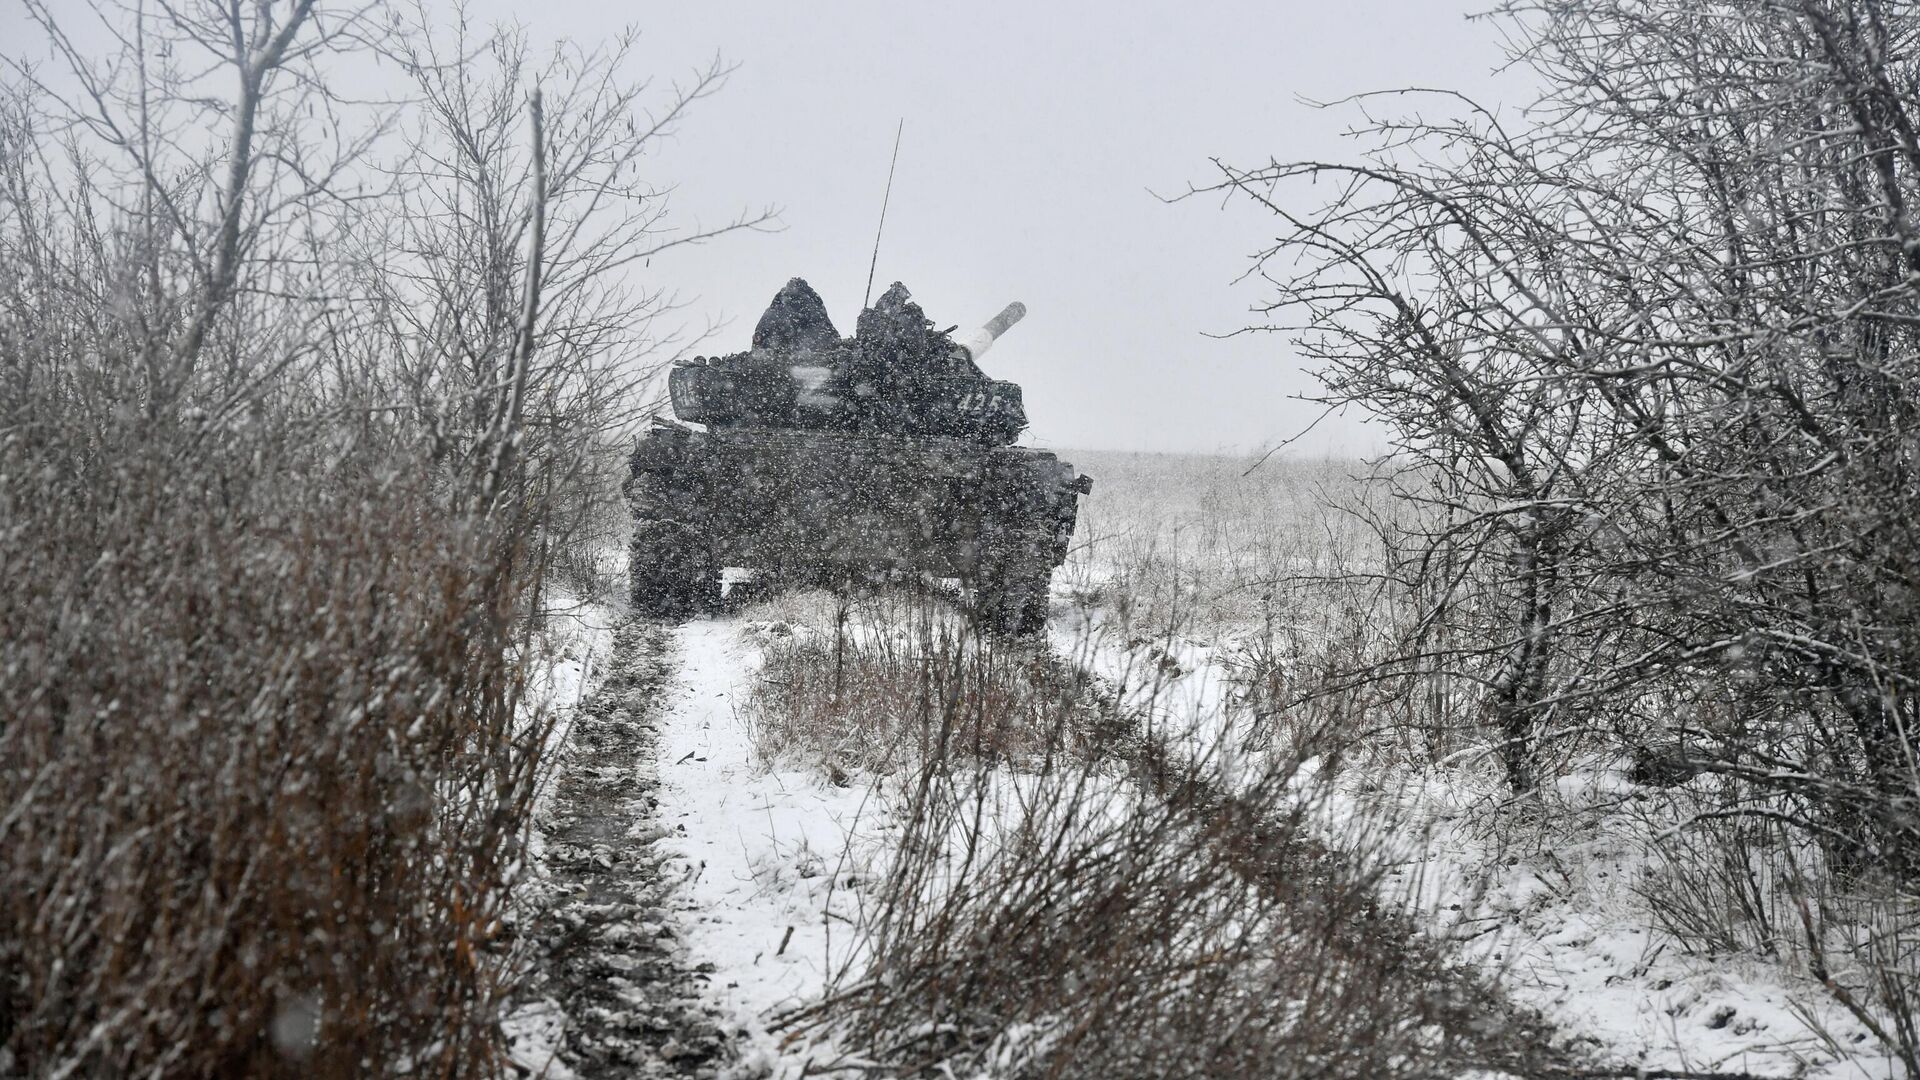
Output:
left=862, top=118, right=905, bottom=310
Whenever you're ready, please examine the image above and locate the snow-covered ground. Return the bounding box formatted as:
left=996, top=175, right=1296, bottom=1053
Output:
left=1400, top=766, right=1901, bottom=1079
left=1048, top=599, right=1903, bottom=1079
left=518, top=599, right=1896, bottom=1068
left=524, top=591, right=622, bottom=818
left=515, top=537, right=1904, bottom=1077
left=648, top=617, right=883, bottom=1075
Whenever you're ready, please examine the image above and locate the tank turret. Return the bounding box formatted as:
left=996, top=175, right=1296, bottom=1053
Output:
left=667, top=279, right=1030, bottom=444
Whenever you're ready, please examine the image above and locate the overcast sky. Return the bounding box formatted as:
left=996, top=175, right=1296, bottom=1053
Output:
left=561, top=0, right=1529, bottom=456
left=10, top=0, right=1529, bottom=456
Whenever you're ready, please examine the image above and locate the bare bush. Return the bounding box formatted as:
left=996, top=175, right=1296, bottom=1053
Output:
left=1637, top=810, right=1809, bottom=959
left=1208, top=0, right=1920, bottom=866
left=1203, top=0, right=1920, bottom=1066
left=0, top=421, right=540, bottom=1076
left=0, top=0, right=759, bottom=1072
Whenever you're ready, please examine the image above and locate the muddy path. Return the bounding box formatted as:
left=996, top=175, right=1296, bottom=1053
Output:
left=520, top=621, right=742, bottom=1078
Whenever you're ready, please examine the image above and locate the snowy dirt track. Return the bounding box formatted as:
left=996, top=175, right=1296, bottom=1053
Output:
left=513, top=611, right=877, bottom=1078
left=512, top=622, right=738, bottom=1078
left=524, top=604, right=1575, bottom=1079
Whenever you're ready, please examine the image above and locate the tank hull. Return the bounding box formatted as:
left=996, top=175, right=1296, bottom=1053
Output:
left=630, top=424, right=1079, bottom=575
left=627, top=422, right=1086, bottom=633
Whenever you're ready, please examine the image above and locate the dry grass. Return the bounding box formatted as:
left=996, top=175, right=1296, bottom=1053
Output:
left=743, top=590, right=1109, bottom=777
left=810, top=767, right=1573, bottom=1079
left=748, top=587, right=1580, bottom=1079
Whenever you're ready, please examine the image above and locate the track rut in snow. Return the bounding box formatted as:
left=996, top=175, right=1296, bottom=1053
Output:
left=523, top=621, right=740, bottom=1079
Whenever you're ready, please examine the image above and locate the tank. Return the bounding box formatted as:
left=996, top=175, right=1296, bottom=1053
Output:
left=627, top=277, right=1092, bottom=634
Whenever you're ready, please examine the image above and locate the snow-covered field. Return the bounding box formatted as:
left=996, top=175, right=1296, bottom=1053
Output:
left=1074, top=623, right=1902, bottom=1079
left=519, top=451, right=1909, bottom=1078
left=1050, top=451, right=1907, bottom=1078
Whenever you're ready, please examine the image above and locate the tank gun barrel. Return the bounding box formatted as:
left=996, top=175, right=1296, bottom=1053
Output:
left=953, top=301, right=1027, bottom=363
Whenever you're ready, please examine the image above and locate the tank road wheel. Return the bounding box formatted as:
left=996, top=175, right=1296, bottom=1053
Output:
left=629, top=519, right=718, bottom=619
left=976, top=560, right=1052, bottom=638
